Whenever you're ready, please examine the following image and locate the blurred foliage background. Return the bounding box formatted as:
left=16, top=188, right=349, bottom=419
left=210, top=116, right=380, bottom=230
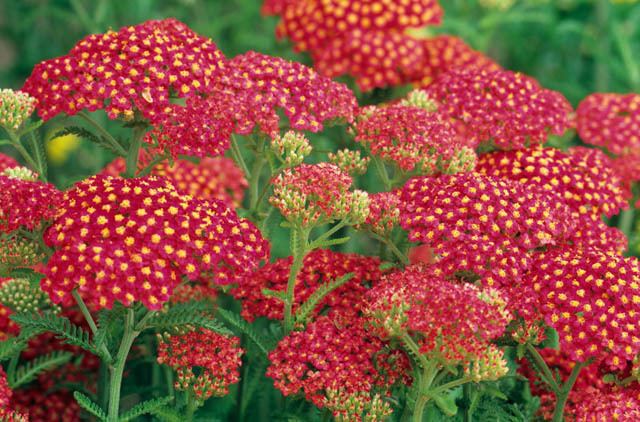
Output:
left=1, top=0, right=639, bottom=258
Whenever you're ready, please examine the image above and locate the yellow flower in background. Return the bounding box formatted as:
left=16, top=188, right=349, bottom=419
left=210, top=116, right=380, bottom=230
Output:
left=45, top=129, right=81, bottom=165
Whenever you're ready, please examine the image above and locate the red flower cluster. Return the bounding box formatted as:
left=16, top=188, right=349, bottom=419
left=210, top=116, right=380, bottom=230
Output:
left=357, top=191, right=401, bottom=236
left=103, top=156, right=247, bottom=207
left=23, top=18, right=225, bottom=122
left=576, top=93, right=640, bottom=155
left=42, top=175, right=268, bottom=310
left=0, top=367, right=28, bottom=422
left=354, top=104, right=476, bottom=174
left=476, top=146, right=630, bottom=253
left=573, top=384, right=640, bottom=421
left=232, top=249, right=384, bottom=321
left=0, top=153, right=19, bottom=171
left=150, top=51, right=356, bottom=157
left=220, top=51, right=357, bottom=137
left=272, top=0, right=443, bottom=91
left=157, top=329, right=243, bottom=399
left=267, top=315, right=409, bottom=409
left=270, top=163, right=369, bottom=226
left=414, top=35, right=501, bottom=87
left=0, top=171, right=60, bottom=233
left=525, top=248, right=640, bottom=370
left=399, top=173, right=574, bottom=289
left=426, top=68, right=572, bottom=149
left=366, top=265, right=511, bottom=368
left=11, top=387, right=80, bottom=422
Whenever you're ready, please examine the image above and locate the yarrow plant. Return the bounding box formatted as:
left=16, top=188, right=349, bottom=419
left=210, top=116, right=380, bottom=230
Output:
left=1, top=2, right=640, bottom=421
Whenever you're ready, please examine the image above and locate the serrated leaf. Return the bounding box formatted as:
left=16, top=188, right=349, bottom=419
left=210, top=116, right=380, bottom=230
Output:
left=74, top=391, right=107, bottom=421
left=9, top=350, right=73, bottom=388
left=217, top=308, right=274, bottom=356
left=295, top=273, right=353, bottom=325
left=10, top=311, right=107, bottom=360
left=118, top=396, right=173, bottom=421
left=540, top=327, right=559, bottom=350
left=95, top=303, right=127, bottom=354
left=150, top=406, right=183, bottom=422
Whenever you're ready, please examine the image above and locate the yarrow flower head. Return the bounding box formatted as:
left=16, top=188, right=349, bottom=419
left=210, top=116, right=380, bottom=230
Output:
left=157, top=329, right=243, bottom=400
left=413, top=36, right=500, bottom=87
left=399, top=173, right=574, bottom=289
left=267, top=314, right=410, bottom=410
left=356, top=191, right=401, bottom=237
left=270, top=163, right=370, bottom=227
left=232, top=249, right=385, bottom=322
left=274, top=0, right=443, bottom=91
left=0, top=153, right=19, bottom=171
left=354, top=103, right=476, bottom=174
left=0, top=233, right=46, bottom=275
left=149, top=51, right=357, bottom=157
left=426, top=67, right=573, bottom=149
left=328, top=149, right=370, bottom=176
left=576, top=93, right=640, bottom=155
left=42, top=175, right=268, bottom=310
left=103, top=155, right=248, bottom=207
left=525, top=248, right=640, bottom=370
left=573, top=384, right=640, bottom=421
left=366, top=265, right=511, bottom=369
left=23, top=18, right=226, bottom=122
left=323, top=389, right=393, bottom=422
left=0, top=167, right=60, bottom=233
left=476, top=146, right=630, bottom=253
left=0, top=89, right=37, bottom=131
left=270, top=131, right=312, bottom=168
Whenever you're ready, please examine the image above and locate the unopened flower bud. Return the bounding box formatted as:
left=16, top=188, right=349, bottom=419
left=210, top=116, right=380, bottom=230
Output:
left=2, top=166, right=38, bottom=182
left=348, top=190, right=371, bottom=225
left=401, top=89, right=438, bottom=112
left=466, top=345, right=509, bottom=382
left=271, top=131, right=312, bottom=168
left=0, top=89, right=37, bottom=131
left=0, top=234, right=45, bottom=275
left=442, top=146, right=477, bottom=174
left=0, top=278, right=54, bottom=313
left=329, top=149, right=369, bottom=176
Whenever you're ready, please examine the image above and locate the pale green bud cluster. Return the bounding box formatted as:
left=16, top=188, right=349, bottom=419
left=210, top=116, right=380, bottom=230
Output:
left=271, top=131, right=312, bottom=168
left=2, top=166, right=38, bottom=181
left=401, top=89, right=439, bottom=112
left=329, top=149, right=370, bottom=176
left=0, top=89, right=37, bottom=131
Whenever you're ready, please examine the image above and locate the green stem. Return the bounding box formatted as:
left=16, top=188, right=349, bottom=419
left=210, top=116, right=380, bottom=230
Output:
left=552, top=360, right=588, bottom=422
left=124, top=126, right=146, bottom=178
left=401, top=334, right=430, bottom=369
left=372, top=156, right=392, bottom=191
left=309, top=220, right=348, bottom=249
left=373, top=233, right=409, bottom=265
left=77, top=111, right=127, bottom=156
left=526, top=343, right=560, bottom=392
left=185, top=390, right=197, bottom=420
left=413, top=395, right=429, bottom=422
left=72, top=290, right=113, bottom=363
left=249, top=156, right=266, bottom=211
left=107, top=307, right=137, bottom=422
left=230, top=134, right=251, bottom=178
left=6, top=130, right=40, bottom=178
left=283, top=228, right=309, bottom=333
left=427, top=376, right=473, bottom=396
left=28, top=132, right=47, bottom=181
left=613, top=23, right=640, bottom=91
left=618, top=208, right=636, bottom=238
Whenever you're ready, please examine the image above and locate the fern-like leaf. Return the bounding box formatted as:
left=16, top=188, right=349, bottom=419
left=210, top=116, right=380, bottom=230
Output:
left=118, top=396, right=173, bottom=421
left=217, top=308, right=275, bottom=356
left=74, top=391, right=107, bottom=421
left=0, top=337, right=27, bottom=362
left=9, top=350, right=73, bottom=388
left=10, top=311, right=106, bottom=360
left=150, top=406, right=183, bottom=422
left=28, top=131, right=47, bottom=179
left=53, top=126, right=124, bottom=156
left=143, top=301, right=231, bottom=335
left=95, top=303, right=127, bottom=354
left=295, top=273, right=353, bottom=325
